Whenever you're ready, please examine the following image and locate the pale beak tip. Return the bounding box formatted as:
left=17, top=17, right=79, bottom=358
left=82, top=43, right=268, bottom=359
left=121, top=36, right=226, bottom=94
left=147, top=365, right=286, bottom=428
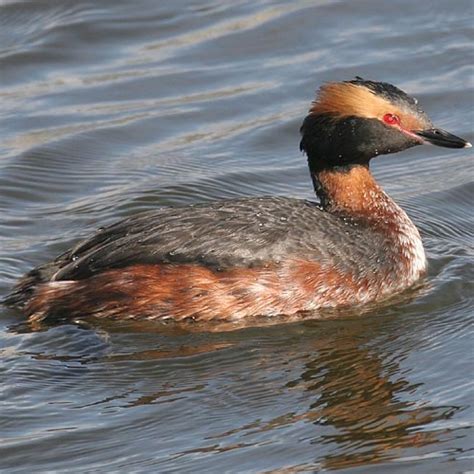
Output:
left=465, top=141, right=472, bottom=148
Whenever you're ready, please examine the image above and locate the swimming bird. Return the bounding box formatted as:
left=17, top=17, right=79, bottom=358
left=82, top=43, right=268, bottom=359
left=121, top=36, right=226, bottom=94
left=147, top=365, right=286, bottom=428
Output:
left=4, top=78, right=471, bottom=324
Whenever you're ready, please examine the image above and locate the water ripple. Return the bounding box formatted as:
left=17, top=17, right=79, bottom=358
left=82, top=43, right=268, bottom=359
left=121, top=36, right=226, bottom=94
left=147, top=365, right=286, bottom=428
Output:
left=0, top=0, right=473, bottom=472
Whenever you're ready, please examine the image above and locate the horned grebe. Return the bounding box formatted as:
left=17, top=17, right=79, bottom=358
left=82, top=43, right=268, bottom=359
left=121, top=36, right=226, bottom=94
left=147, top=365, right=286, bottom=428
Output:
left=4, top=78, right=471, bottom=323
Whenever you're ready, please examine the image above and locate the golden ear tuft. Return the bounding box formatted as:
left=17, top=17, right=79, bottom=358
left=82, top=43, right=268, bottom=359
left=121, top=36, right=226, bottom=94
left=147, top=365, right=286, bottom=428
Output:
left=309, top=82, right=387, bottom=118
left=308, top=82, right=425, bottom=130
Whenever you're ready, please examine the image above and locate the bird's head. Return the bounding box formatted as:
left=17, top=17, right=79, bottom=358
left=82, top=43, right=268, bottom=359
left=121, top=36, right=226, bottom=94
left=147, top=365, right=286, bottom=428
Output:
left=300, top=78, right=471, bottom=174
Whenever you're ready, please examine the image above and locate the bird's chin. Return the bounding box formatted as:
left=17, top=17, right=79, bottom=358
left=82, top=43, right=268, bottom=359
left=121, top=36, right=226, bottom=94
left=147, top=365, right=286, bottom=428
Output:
left=399, top=127, right=425, bottom=144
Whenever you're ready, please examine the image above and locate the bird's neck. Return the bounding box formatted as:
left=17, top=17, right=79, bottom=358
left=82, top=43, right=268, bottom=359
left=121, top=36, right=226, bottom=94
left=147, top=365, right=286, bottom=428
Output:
left=312, top=165, right=426, bottom=280
left=312, top=165, right=390, bottom=219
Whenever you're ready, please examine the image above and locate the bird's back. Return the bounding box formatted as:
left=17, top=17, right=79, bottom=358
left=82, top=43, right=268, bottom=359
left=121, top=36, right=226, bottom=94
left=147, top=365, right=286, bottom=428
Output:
left=42, top=196, right=390, bottom=279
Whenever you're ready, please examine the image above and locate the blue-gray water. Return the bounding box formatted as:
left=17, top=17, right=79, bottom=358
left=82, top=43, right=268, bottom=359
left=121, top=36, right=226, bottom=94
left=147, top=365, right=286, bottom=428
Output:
left=1, top=1, right=473, bottom=472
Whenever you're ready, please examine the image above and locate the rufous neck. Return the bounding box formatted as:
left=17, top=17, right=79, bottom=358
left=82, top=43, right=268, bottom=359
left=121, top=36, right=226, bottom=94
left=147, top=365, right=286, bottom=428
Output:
left=312, top=165, right=396, bottom=220
left=312, top=165, right=426, bottom=281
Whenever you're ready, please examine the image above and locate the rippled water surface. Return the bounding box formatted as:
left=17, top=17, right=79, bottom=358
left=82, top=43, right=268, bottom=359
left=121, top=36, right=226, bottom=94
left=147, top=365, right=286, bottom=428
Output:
left=1, top=0, right=473, bottom=472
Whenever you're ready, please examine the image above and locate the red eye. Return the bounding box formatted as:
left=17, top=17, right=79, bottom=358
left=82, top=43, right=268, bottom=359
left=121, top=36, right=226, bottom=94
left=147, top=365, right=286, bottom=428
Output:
left=383, top=113, right=400, bottom=125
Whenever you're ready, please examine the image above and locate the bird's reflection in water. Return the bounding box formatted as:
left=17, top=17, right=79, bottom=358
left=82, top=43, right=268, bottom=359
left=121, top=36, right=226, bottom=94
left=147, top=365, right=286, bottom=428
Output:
left=284, top=316, right=460, bottom=470
left=12, top=304, right=462, bottom=471
left=101, top=314, right=459, bottom=469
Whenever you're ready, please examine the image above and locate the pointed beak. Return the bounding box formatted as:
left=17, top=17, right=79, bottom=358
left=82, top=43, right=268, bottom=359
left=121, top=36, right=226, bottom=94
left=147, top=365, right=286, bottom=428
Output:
left=414, top=128, right=472, bottom=149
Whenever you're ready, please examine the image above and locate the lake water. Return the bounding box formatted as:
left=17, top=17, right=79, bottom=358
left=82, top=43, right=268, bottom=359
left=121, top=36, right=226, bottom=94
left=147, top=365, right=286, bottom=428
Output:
left=1, top=0, right=473, bottom=472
